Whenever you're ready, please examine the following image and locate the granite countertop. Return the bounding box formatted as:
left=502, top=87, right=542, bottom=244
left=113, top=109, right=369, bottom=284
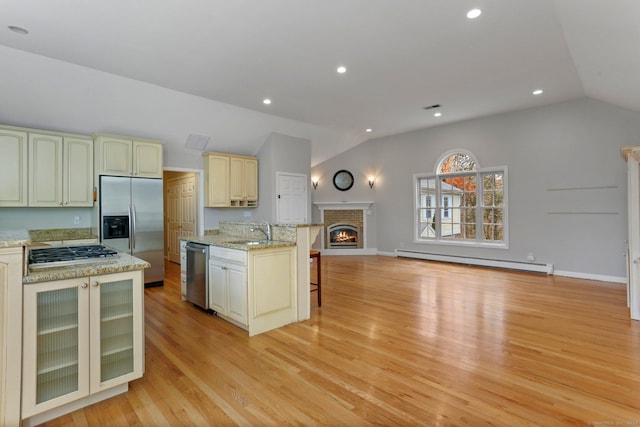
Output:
left=29, top=227, right=98, bottom=242
left=0, top=230, right=31, bottom=248
left=182, top=234, right=296, bottom=250
left=24, top=253, right=150, bottom=284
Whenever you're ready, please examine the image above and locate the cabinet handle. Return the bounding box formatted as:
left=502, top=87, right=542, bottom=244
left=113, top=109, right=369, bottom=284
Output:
left=81, top=282, right=89, bottom=288
left=92, top=281, right=100, bottom=287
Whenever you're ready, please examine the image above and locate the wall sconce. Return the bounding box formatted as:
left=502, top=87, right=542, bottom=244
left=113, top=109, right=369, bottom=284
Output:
left=311, top=176, right=319, bottom=190
left=368, top=176, right=376, bottom=188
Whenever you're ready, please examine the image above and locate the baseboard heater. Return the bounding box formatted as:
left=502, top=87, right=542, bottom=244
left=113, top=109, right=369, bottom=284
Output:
left=395, top=250, right=554, bottom=274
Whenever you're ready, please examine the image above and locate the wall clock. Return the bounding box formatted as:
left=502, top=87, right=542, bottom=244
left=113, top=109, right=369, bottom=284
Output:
left=333, top=169, right=354, bottom=191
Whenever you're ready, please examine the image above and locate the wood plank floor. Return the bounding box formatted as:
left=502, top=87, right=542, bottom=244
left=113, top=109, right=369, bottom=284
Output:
left=40, top=256, right=640, bottom=426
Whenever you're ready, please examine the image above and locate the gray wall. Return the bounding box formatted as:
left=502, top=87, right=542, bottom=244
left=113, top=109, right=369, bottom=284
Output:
left=312, top=98, right=640, bottom=279
left=256, top=132, right=312, bottom=222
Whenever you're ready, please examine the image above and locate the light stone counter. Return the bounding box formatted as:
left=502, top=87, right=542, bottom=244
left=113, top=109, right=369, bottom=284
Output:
left=29, top=227, right=98, bottom=242
left=0, top=229, right=30, bottom=248
left=23, top=253, right=150, bottom=284
left=181, top=234, right=295, bottom=250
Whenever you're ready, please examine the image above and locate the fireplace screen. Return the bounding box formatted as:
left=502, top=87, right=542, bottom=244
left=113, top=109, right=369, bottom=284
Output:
left=327, top=223, right=361, bottom=248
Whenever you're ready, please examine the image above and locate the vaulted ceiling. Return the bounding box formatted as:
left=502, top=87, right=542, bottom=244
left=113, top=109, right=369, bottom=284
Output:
left=1, top=1, right=638, bottom=162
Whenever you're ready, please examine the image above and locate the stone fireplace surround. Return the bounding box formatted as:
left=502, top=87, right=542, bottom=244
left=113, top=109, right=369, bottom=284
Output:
left=314, top=201, right=375, bottom=255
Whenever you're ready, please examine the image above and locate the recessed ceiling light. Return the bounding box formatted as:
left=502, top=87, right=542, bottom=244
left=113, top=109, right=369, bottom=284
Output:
left=532, top=89, right=544, bottom=95
left=467, top=9, right=482, bottom=19
left=434, top=112, right=442, bottom=117
left=337, top=66, right=347, bottom=74
left=262, top=98, right=272, bottom=105
left=365, top=128, right=372, bottom=132
left=8, top=25, right=29, bottom=35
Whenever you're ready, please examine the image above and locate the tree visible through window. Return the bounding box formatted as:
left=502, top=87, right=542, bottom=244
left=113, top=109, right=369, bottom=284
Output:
left=415, top=150, right=507, bottom=246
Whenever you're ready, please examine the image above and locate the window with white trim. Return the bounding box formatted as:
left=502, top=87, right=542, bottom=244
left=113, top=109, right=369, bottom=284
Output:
left=415, top=150, right=507, bottom=246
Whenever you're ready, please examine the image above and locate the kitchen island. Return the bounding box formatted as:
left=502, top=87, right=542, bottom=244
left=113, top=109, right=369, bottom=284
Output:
left=0, top=229, right=150, bottom=427
left=180, top=221, right=322, bottom=335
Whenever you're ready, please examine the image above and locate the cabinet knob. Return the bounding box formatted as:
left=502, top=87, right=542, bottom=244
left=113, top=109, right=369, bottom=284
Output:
left=92, top=281, right=100, bottom=287
left=81, top=282, right=89, bottom=288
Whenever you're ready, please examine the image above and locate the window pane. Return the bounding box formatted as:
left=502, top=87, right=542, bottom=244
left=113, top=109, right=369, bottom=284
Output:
left=439, top=153, right=476, bottom=174
left=417, top=178, right=437, bottom=239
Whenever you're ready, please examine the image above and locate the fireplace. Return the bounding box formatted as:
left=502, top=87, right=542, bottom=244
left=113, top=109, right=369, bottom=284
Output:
left=327, top=223, right=361, bottom=248
left=314, top=201, right=374, bottom=254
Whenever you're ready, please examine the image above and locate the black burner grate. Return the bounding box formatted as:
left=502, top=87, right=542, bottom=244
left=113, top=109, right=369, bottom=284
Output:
left=29, top=245, right=118, bottom=265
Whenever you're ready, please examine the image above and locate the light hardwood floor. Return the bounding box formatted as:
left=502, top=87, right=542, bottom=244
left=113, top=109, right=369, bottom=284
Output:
left=40, top=256, right=640, bottom=426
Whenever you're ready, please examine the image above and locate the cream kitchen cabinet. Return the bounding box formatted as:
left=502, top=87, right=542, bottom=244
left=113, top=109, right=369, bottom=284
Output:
left=203, top=153, right=230, bottom=207
left=209, top=247, right=248, bottom=327
left=0, top=127, right=28, bottom=207
left=203, top=152, right=257, bottom=207
left=22, top=270, right=144, bottom=420
left=247, top=246, right=296, bottom=336
left=0, top=246, right=24, bottom=427
left=207, top=245, right=296, bottom=336
left=180, top=240, right=187, bottom=301
left=229, top=156, right=258, bottom=206
left=28, top=133, right=94, bottom=207
left=94, top=134, right=163, bottom=178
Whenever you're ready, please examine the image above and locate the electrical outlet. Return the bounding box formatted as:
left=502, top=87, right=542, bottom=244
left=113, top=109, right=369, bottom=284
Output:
left=527, top=252, right=535, bottom=261
left=73, top=216, right=80, bottom=225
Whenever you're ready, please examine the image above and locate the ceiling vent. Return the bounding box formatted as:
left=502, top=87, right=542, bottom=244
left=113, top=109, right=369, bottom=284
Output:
left=184, top=133, right=210, bottom=151
left=423, top=104, right=441, bottom=110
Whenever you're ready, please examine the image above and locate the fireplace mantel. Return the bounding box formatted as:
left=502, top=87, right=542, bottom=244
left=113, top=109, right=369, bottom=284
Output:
left=314, top=201, right=374, bottom=210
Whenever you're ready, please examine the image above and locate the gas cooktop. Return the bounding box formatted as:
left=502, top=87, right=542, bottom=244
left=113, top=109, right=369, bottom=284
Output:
left=29, top=245, right=119, bottom=269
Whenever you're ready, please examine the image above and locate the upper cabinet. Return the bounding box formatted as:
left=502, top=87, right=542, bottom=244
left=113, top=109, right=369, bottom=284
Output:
left=203, top=152, right=258, bottom=208
left=94, top=134, right=163, bottom=178
left=28, top=133, right=94, bottom=207
left=230, top=156, right=258, bottom=204
left=0, top=125, right=93, bottom=208
left=0, top=128, right=28, bottom=207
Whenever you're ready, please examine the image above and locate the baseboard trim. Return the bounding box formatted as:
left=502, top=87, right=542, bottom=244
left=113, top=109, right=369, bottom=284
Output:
left=395, top=249, right=554, bottom=274
left=553, top=270, right=626, bottom=284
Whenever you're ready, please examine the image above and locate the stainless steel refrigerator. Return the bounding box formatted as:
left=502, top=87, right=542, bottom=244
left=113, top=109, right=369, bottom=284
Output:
left=99, top=176, right=164, bottom=287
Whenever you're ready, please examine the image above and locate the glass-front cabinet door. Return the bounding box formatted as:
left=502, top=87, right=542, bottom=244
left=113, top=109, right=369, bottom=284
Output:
left=22, top=271, right=144, bottom=418
left=22, top=278, right=90, bottom=418
left=90, top=271, right=144, bottom=393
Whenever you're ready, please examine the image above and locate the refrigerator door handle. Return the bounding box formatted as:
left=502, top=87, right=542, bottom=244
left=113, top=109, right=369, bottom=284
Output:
left=131, top=204, right=137, bottom=249
left=127, top=205, right=132, bottom=250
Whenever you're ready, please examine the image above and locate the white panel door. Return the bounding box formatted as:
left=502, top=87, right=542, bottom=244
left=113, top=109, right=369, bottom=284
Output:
left=276, top=173, right=308, bottom=224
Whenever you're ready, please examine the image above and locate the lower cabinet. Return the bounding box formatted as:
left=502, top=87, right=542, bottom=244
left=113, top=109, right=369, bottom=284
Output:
left=208, top=245, right=297, bottom=336
left=0, top=247, right=24, bottom=427
left=180, top=240, right=187, bottom=301
left=209, top=248, right=248, bottom=327
left=22, top=270, right=144, bottom=419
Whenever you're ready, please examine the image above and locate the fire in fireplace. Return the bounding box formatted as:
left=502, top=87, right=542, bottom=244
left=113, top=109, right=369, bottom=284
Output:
left=327, top=223, right=361, bottom=248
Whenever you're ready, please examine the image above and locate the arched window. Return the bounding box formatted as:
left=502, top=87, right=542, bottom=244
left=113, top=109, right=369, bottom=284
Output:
left=415, top=149, right=507, bottom=247
left=436, top=150, right=478, bottom=174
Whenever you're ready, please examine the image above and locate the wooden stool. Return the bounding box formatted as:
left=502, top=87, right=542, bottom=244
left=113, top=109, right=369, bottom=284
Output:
left=310, top=250, right=321, bottom=307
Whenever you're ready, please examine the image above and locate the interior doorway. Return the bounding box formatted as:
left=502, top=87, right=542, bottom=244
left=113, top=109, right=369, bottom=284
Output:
left=276, top=172, right=308, bottom=224
left=164, top=170, right=198, bottom=264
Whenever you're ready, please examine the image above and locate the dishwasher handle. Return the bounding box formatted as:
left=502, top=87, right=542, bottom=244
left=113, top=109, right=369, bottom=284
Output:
left=186, top=244, right=208, bottom=254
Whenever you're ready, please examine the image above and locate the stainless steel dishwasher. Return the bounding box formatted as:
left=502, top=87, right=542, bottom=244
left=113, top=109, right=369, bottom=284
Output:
left=186, top=242, right=209, bottom=310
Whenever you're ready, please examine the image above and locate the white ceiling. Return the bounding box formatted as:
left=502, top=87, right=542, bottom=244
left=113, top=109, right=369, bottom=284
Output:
left=1, top=0, right=639, bottom=156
